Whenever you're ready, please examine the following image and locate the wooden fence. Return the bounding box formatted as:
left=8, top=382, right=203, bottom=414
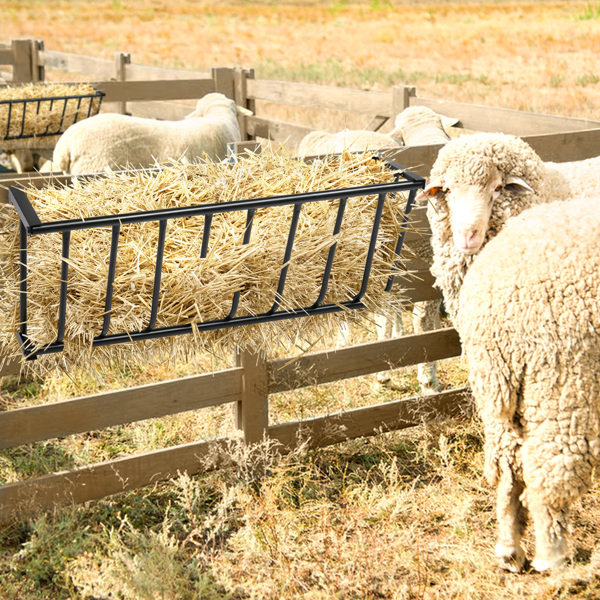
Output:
left=0, top=39, right=599, bottom=520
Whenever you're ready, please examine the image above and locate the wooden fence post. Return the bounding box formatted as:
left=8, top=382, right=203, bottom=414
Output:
left=235, top=348, right=269, bottom=445
left=233, top=67, right=255, bottom=142
left=212, top=67, right=235, bottom=99
left=392, top=85, right=416, bottom=117
left=11, top=38, right=43, bottom=83
left=114, top=51, right=131, bottom=114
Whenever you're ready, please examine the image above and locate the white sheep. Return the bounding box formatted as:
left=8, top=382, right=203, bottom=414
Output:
left=457, top=195, right=600, bottom=572
left=393, top=105, right=459, bottom=146
left=52, top=93, right=252, bottom=174
left=420, top=132, right=576, bottom=322
left=418, top=131, right=600, bottom=570
left=297, top=129, right=402, bottom=157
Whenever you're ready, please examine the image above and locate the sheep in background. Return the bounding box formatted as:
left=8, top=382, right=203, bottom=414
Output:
left=458, top=196, right=600, bottom=572
left=313, top=106, right=460, bottom=394
left=393, top=105, right=459, bottom=146
left=52, top=93, right=252, bottom=174
left=297, top=129, right=402, bottom=157
left=371, top=105, right=459, bottom=391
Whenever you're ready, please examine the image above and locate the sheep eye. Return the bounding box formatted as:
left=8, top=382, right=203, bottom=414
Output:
left=494, top=184, right=503, bottom=193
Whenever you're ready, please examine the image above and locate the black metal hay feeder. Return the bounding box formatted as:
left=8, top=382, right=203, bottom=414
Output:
left=1, top=86, right=104, bottom=142
left=8, top=159, right=424, bottom=360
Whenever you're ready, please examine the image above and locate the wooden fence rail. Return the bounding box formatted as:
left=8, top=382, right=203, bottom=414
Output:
left=1, top=39, right=599, bottom=520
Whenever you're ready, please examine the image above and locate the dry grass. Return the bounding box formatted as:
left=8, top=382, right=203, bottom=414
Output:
left=0, top=82, right=102, bottom=149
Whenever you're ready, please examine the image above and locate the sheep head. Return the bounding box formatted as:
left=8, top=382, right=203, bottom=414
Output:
left=421, top=133, right=542, bottom=255
left=186, top=93, right=253, bottom=119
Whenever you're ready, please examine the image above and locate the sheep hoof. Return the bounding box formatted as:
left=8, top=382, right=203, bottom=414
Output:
left=531, top=556, right=567, bottom=573
left=496, top=546, right=526, bottom=573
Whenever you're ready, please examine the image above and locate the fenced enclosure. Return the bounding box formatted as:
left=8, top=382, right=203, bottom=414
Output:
left=0, top=38, right=599, bottom=520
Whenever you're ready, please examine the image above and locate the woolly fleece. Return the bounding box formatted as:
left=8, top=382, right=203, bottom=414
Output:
left=458, top=195, right=600, bottom=570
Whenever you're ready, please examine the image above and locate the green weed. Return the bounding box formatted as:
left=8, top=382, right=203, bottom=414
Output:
left=577, top=2, right=600, bottom=20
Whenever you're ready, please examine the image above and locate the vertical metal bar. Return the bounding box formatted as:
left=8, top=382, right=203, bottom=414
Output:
left=242, top=208, right=256, bottom=244
left=312, top=197, right=347, bottom=308
left=200, top=214, right=213, bottom=259
left=56, top=97, right=69, bottom=134
left=19, top=100, right=27, bottom=138
left=352, top=192, right=386, bottom=302
left=98, top=224, right=121, bottom=338
left=385, top=189, right=418, bottom=292
left=5, top=101, right=13, bottom=140
left=226, top=208, right=256, bottom=320
left=268, top=202, right=302, bottom=314
left=145, top=219, right=167, bottom=331
left=44, top=99, right=54, bottom=135
left=86, top=95, right=94, bottom=119
left=19, top=222, right=28, bottom=337
left=56, top=231, right=71, bottom=343
left=72, top=96, right=83, bottom=125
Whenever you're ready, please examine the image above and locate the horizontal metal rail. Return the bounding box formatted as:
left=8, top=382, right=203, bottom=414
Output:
left=8, top=159, right=424, bottom=360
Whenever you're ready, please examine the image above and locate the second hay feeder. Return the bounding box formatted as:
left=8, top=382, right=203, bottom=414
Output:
left=3, top=152, right=424, bottom=368
left=0, top=82, right=104, bottom=148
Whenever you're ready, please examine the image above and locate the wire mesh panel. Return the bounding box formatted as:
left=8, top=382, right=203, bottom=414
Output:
left=8, top=160, right=424, bottom=360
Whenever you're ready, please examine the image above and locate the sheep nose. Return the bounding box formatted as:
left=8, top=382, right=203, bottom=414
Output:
left=456, top=228, right=483, bottom=254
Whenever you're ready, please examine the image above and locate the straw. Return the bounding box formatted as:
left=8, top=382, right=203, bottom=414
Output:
left=0, top=82, right=102, bottom=149
left=0, top=150, right=418, bottom=373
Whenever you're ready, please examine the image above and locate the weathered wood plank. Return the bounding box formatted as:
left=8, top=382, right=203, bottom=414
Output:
left=269, top=327, right=460, bottom=394
left=125, top=62, right=210, bottom=81
left=0, top=368, right=243, bottom=450
left=0, top=387, right=471, bottom=519
left=246, top=115, right=314, bottom=147
left=41, top=50, right=115, bottom=79
left=0, top=47, right=12, bottom=64
left=414, top=97, right=600, bottom=136
left=91, top=79, right=215, bottom=103
left=522, top=128, right=600, bottom=163
left=11, top=39, right=35, bottom=83
left=212, top=67, right=235, bottom=100
left=0, top=436, right=233, bottom=520
left=0, top=358, right=21, bottom=379
left=400, top=270, right=442, bottom=303
left=247, top=78, right=391, bottom=115
left=271, top=386, right=472, bottom=448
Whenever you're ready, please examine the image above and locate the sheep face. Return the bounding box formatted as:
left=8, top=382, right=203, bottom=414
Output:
left=422, top=171, right=534, bottom=255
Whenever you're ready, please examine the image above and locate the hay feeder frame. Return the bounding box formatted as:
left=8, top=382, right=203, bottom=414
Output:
left=1, top=86, right=104, bottom=142
left=8, top=159, right=424, bottom=360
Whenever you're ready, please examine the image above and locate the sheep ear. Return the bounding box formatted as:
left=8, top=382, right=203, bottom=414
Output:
left=504, top=175, right=534, bottom=194
left=417, top=180, right=445, bottom=201
left=440, top=115, right=460, bottom=129
left=236, top=105, right=254, bottom=117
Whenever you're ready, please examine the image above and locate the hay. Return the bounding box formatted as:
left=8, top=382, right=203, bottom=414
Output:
left=0, top=82, right=102, bottom=149
left=0, top=150, right=418, bottom=374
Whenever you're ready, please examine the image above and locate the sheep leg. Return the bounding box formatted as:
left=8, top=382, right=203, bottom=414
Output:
left=413, top=299, right=441, bottom=394
left=527, top=500, right=569, bottom=572
left=495, top=460, right=528, bottom=573
left=375, top=311, right=404, bottom=385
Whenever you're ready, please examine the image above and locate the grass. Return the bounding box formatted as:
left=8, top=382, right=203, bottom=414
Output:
left=1, top=1, right=600, bottom=598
